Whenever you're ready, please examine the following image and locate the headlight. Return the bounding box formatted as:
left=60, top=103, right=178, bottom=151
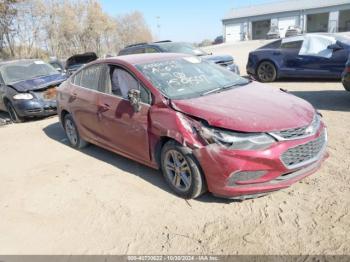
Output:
left=199, top=126, right=275, bottom=150
left=13, top=93, right=34, bottom=100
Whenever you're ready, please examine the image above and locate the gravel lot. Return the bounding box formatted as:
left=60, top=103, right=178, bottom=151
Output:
left=0, top=41, right=349, bottom=255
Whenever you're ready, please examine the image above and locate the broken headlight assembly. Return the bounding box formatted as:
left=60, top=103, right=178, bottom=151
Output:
left=198, top=126, right=276, bottom=150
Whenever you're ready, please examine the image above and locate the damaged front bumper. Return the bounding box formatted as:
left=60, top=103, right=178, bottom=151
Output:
left=192, top=125, right=328, bottom=199
left=12, top=98, right=57, bottom=117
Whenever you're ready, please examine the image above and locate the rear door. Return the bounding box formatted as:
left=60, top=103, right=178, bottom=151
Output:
left=96, top=64, right=152, bottom=162
left=319, top=44, right=349, bottom=77
left=69, top=64, right=104, bottom=142
left=280, top=40, right=304, bottom=75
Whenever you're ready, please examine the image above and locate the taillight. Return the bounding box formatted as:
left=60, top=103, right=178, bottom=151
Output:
left=346, top=66, right=350, bottom=73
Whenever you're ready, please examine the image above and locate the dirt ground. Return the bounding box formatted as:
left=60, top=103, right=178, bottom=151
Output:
left=0, top=41, right=349, bottom=255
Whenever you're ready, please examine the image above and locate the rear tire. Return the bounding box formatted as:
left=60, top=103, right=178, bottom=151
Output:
left=256, top=61, right=277, bottom=82
left=5, top=101, right=23, bottom=123
left=63, top=114, right=88, bottom=149
left=160, top=140, right=206, bottom=199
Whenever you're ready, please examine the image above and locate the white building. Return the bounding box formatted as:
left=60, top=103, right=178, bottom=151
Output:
left=222, top=0, right=350, bottom=42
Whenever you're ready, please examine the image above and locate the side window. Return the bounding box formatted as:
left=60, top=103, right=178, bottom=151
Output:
left=145, top=47, right=158, bottom=53
left=108, top=66, right=151, bottom=104
left=80, top=65, right=102, bottom=91
left=73, top=71, right=82, bottom=86
left=132, top=48, right=145, bottom=54
left=281, top=40, right=303, bottom=50
left=263, top=40, right=281, bottom=49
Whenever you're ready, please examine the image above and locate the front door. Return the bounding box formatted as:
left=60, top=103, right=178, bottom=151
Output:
left=97, top=64, right=152, bottom=162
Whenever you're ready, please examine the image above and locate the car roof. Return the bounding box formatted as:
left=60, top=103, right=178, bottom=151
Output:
left=101, top=53, right=191, bottom=65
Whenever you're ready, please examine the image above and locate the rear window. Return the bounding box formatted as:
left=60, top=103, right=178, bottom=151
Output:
left=281, top=40, right=303, bottom=49
left=259, top=40, right=281, bottom=49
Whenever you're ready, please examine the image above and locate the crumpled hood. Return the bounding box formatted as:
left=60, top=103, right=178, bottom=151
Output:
left=202, top=54, right=234, bottom=64
left=9, top=74, right=67, bottom=92
left=171, top=82, right=315, bottom=132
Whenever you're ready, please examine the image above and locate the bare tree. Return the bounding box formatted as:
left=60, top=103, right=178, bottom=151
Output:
left=0, top=0, right=19, bottom=58
left=115, top=11, right=153, bottom=51
left=1, top=0, right=153, bottom=59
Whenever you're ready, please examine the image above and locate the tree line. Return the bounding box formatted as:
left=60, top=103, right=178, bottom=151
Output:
left=0, top=0, right=153, bottom=59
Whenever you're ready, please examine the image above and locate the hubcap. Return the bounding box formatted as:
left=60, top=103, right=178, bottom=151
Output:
left=65, top=119, right=78, bottom=145
left=164, top=150, right=192, bottom=192
left=258, top=63, right=274, bottom=81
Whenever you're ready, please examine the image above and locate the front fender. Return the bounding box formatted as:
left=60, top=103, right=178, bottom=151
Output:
left=149, top=106, right=203, bottom=149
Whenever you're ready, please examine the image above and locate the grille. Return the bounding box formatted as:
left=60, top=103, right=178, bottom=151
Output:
left=281, top=131, right=326, bottom=169
left=272, top=114, right=320, bottom=140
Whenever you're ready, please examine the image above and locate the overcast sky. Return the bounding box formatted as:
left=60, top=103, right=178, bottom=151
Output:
left=100, top=0, right=278, bottom=42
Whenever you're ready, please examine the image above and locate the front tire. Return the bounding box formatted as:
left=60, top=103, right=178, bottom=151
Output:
left=161, top=140, right=206, bottom=199
left=63, top=114, right=88, bottom=149
left=343, top=80, right=350, bottom=92
left=6, top=101, right=23, bottom=123
left=256, top=61, right=277, bottom=82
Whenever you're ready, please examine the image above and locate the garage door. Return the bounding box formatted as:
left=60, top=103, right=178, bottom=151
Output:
left=225, top=24, right=241, bottom=42
left=278, top=17, right=297, bottom=37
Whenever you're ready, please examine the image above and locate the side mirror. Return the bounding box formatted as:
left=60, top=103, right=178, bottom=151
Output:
left=328, top=43, right=342, bottom=51
left=128, top=89, right=141, bottom=112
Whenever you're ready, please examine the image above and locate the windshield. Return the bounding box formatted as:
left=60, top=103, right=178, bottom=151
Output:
left=136, top=57, right=249, bottom=100
left=158, top=42, right=208, bottom=56
left=0, top=60, right=59, bottom=84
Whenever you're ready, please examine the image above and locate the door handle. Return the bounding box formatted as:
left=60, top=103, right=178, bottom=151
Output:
left=69, top=92, right=77, bottom=102
left=273, top=52, right=281, bottom=55
left=98, top=103, right=110, bottom=113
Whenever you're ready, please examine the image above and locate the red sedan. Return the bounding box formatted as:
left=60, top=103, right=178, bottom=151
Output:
left=57, top=53, right=328, bottom=200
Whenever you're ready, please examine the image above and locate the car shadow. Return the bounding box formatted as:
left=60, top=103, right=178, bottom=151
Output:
left=290, top=89, right=350, bottom=112
left=0, top=111, right=11, bottom=125
left=42, top=122, right=235, bottom=204
left=276, top=78, right=340, bottom=83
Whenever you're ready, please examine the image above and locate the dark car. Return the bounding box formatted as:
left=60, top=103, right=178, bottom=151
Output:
left=0, top=59, right=66, bottom=122
left=65, top=52, right=98, bottom=75
left=118, top=41, right=240, bottom=75
left=285, top=26, right=302, bottom=38
left=266, top=26, right=280, bottom=39
left=213, top=36, right=224, bottom=45
left=342, top=55, right=350, bottom=91
left=49, top=57, right=66, bottom=74
left=247, top=34, right=350, bottom=82
left=57, top=53, right=327, bottom=200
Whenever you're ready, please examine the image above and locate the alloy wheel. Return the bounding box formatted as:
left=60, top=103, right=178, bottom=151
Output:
left=258, top=62, right=276, bottom=82
left=65, top=118, right=78, bottom=146
left=164, top=149, right=192, bottom=192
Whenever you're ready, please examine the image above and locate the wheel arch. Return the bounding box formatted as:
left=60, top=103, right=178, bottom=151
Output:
left=154, top=136, right=173, bottom=168
left=60, top=109, right=70, bottom=124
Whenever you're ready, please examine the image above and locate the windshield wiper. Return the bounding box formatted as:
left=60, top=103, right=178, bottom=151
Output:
left=201, top=80, right=251, bottom=96
left=201, top=83, right=237, bottom=96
